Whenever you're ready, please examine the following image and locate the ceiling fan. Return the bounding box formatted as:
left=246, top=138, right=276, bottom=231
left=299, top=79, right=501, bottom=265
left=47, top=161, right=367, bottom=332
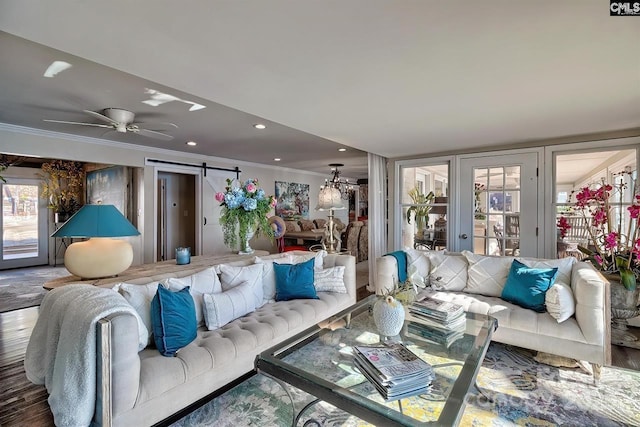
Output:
left=43, top=108, right=178, bottom=141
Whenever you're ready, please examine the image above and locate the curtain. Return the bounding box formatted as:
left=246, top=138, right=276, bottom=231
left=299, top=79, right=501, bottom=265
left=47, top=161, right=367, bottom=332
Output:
left=367, top=153, right=387, bottom=292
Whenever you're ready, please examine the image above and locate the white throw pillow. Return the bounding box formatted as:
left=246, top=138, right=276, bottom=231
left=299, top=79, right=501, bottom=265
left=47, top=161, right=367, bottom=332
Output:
left=404, top=247, right=431, bottom=279
left=314, top=266, right=347, bottom=293
left=163, top=267, right=221, bottom=327
left=113, top=281, right=159, bottom=347
left=462, top=251, right=514, bottom=297
left=545, top=282, right=575, bottom=323
left=428, top=252, right=468, bottom=291
left=218, top=263, right=265, bottom=308
left=518, top=256, right=576, bottom=287
left=288, top=250, right=327, bottom=270
left=203, top=281, right=256, bottom=330
left=254, top=254, right=290, bottom=304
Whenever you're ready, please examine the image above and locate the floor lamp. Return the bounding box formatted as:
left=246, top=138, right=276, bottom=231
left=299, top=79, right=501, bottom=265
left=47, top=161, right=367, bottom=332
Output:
left=316, top=186, right=345, bottom=253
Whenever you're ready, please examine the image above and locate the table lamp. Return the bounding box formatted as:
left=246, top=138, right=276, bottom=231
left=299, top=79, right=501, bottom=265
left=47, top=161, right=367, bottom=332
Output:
left=316, top=186, right=345, bottom=253
left=51, top=204, right=140, bottom=279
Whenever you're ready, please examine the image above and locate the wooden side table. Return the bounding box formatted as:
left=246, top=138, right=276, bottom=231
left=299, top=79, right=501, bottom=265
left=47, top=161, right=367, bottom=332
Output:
left=44, top=250, right=270, bottom=290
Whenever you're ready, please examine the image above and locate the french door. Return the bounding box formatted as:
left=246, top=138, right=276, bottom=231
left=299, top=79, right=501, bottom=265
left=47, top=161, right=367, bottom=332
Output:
left=458, top=152, right=539, bottom=257
left=0, top=178, right=48, bottom=269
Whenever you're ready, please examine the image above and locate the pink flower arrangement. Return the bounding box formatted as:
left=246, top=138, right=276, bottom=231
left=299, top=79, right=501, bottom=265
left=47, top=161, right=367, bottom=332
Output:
left=560, top=170, right=640, bottom=290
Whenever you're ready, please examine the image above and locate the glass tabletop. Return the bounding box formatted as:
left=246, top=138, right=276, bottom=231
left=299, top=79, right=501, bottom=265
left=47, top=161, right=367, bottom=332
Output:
left=255, top=295, right=498, bottom=426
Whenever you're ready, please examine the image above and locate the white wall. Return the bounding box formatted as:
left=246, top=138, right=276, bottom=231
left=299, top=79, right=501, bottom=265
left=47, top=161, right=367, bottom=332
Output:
left=0, top=125, right=341, bottom=264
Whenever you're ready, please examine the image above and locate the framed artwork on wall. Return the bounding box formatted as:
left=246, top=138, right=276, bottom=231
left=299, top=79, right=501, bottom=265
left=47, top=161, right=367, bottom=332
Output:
left=275, top=181, right=309, bottom=219
left=86, top=166, right=131, bottom=217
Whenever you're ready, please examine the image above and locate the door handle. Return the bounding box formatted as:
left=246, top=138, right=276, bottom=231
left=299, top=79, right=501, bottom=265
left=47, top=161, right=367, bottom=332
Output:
left=459, top=233, right=468, bottom=239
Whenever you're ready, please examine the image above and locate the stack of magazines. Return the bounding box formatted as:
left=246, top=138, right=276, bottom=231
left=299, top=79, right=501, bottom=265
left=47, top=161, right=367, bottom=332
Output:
left=406, top=296, right=466, bottom=347
left=353, top=342, right=434, bottom=401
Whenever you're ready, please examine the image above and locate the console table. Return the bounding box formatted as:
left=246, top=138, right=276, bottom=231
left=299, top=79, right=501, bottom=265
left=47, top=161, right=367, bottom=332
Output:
left=44, top=250, right=269, bottom=290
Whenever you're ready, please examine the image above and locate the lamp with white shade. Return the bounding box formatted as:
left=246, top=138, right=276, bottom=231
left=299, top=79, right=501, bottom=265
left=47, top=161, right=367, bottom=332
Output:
left=316, top=186, right=345, bottom=253
left=51, top=204, right=140, bottom=279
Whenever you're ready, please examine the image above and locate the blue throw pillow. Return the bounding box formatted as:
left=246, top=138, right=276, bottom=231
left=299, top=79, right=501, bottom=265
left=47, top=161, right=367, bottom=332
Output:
left=274, top=258, right=318, bottom=301
left=151, top=285, right=197, bottom=357
left=501, top=259, right=558, bottom=312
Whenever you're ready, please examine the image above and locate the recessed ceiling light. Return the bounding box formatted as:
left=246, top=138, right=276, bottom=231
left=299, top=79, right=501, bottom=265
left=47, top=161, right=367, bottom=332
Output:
left=274, top=158, right=281, bottom=161
left=338, top=148, right=347, bottom=152
left=186, top=141, right=197, bottom=146
left=254, top=124, right=266, bottom=130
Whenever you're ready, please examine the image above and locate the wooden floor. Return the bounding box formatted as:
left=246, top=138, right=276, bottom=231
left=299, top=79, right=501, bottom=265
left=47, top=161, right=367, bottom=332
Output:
left=0, top=307, right=54, bottom=426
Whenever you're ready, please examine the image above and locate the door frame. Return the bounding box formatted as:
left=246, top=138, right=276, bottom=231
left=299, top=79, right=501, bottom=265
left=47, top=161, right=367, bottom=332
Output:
left=456, top=149, right=542, bottom=256
left=150, top=164, right=202, bottom=263
left=0, top=177, right=49, bottom=269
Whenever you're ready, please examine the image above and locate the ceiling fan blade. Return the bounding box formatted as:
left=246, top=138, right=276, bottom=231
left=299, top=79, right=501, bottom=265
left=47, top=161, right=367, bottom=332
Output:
left=135, top=128, right=175, bottom=141
left=43, top=119, right=113, bottom=129
left=134, top=122, right=179, bottom=132
left=83, top=110, right=120, bottom=126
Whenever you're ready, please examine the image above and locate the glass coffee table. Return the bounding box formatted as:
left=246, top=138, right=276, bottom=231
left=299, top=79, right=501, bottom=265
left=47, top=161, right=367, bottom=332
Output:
left=255, top=295, right=498, bottom=426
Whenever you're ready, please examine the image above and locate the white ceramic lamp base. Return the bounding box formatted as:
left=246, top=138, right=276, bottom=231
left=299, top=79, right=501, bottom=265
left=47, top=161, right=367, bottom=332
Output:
left=64, top=238, right=133, bottom=279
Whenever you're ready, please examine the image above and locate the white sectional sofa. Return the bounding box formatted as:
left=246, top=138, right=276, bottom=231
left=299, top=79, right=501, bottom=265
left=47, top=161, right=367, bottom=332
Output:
left=31, top=251, right=356, bottom=427
left=376, top=249, right=610, bottom=380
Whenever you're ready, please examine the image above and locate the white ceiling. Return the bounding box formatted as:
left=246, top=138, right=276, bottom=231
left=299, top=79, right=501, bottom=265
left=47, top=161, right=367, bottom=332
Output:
left=0, top=1, right=638, bottom=177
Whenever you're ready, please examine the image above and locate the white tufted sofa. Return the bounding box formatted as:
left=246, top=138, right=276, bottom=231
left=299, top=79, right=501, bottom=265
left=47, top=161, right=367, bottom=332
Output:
left=92, top=251, right=356, bottom=426
left=376, top=249, right=610, bottom=381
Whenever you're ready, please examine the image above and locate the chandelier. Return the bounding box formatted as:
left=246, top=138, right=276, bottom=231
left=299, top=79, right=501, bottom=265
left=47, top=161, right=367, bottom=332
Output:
left=322, top=163, right=353, bottom=200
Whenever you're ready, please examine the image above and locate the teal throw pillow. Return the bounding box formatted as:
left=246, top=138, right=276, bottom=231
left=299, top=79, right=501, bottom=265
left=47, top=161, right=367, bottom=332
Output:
left=501, top=259, right=558, bottom=312
left=274, top=258, right=318, bottom=301
left=151, top=285, right=197, bottom=356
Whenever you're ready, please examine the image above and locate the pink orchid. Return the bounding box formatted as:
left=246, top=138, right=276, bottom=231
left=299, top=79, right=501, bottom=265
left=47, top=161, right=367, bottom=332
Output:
left=604, top=232, right=618, bottom=250
left=214, top=192, right=225, bottom=202
left=594, top=254, right=603, bottom=265
left=629, top=204, right=640, bottom=219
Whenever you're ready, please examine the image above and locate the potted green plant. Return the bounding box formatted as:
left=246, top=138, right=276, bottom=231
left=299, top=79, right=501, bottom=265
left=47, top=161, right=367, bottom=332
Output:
left=406, top=185, right=435, bottom=236
left=40, top=160, right=85, bottom=222
left=215, top=178, right=276, bottom=254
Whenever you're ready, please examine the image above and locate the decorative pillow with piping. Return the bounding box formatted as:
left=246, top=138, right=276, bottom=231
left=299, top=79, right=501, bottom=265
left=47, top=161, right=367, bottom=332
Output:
left=110, top=284, right=149, bottom=351
left=218, top=263, right=264, bottom=308
left=314, top=266, right=347, bottom=293
left=162, top=267, right=221, bottom=327
left=203, top=280, right=256, bottom=330
left=288, top=249, right=326, bottom=270
left=284, top=220, right=300, bottom=233
left=501, top=259, right=558, bottom=312
left=150, top=285, right=197, bottom=357
left=518, top=256, right=576, bottom=289
left=298, top=219, right=315, bottom=231
left=427, top=252, right=467, bottom=291
left=462, top=251, right=514, bottom=297
left=254, top=254, right=291, bottom=304
left=274, top=258, right=318, bottom=301
left=403, top=247, right=431, bottom=279
left=545, top=282, right=575, bottom=322
left=115, top=281, right=159, bottom=345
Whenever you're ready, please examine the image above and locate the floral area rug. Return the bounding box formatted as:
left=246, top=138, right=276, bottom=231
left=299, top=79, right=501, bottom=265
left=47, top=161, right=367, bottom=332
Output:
left=172, top=316, right=640, bottom=427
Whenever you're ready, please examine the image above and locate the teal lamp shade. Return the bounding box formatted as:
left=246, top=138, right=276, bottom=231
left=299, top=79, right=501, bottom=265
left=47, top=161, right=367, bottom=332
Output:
left=51, top=204, right=140, bottom=279
left=51, top=204, right=140, bottom=238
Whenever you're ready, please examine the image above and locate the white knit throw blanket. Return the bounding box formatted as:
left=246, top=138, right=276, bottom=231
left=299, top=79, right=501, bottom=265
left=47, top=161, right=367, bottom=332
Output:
left=24, top=284, right=138, bottom=427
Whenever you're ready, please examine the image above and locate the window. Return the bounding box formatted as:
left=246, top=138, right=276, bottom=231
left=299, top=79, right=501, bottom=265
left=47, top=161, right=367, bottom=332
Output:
left=399, top=163, right=449, bottom=251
